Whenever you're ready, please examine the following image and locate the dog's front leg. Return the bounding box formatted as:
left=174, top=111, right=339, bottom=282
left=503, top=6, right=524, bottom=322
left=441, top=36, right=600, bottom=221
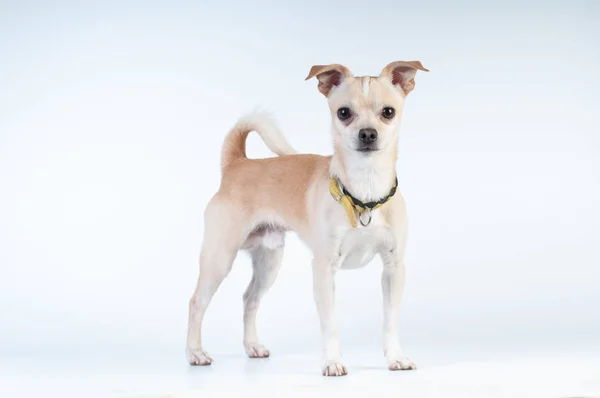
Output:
left=381, top=251, right=417, bottom=370
left=312, top=256, right=347, bottom=376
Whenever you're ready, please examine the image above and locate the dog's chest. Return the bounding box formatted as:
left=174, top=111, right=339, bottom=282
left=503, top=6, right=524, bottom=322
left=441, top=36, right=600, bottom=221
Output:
left=336, top=210, right=396, bottom=270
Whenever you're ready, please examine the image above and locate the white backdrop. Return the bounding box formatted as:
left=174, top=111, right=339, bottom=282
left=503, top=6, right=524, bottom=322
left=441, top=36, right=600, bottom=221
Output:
left=1, top=0, right=599, bottom=365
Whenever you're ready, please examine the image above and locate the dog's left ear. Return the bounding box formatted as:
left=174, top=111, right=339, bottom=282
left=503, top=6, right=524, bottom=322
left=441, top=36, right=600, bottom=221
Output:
left=380, top=61, right=429, bottom=95
left=305, top=64, right=353, bottom=97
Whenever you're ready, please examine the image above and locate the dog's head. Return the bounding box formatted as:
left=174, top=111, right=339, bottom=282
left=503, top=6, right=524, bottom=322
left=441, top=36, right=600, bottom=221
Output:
left=305, top=61, right=428, bottom=155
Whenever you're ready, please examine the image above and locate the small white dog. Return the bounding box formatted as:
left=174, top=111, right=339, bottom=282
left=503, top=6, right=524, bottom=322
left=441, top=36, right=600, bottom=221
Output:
left=186, top=61, right=428, bottom=376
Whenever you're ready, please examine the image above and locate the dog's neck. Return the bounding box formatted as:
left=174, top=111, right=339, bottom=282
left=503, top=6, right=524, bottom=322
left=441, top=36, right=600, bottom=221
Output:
left=330, top=143, right=398, bottom=202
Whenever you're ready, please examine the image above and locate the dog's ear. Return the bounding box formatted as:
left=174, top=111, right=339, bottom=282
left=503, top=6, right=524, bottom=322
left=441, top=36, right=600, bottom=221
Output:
left=380, top=61, right=429, bottom=95
left=305, top=64, right=353, bottom=97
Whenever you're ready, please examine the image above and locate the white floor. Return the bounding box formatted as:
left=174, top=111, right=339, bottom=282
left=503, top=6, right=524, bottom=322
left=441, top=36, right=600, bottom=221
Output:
left=2, top=342, right=600, bottom=398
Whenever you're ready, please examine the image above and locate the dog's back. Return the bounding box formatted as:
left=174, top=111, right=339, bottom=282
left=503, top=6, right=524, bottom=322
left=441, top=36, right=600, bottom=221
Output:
left=217, top=113, right=330, bottom=231
left=220, top=150, right=330, bottom=232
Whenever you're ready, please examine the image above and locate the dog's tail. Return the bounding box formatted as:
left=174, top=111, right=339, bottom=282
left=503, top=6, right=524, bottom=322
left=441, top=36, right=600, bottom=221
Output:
left=220, top=112, right=296, bottom=172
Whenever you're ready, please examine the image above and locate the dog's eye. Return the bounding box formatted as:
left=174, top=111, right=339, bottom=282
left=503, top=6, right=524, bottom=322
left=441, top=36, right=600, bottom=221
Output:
left=337, top=107, right=351, bottom=121
left=382, top=107, right=395, bottom=119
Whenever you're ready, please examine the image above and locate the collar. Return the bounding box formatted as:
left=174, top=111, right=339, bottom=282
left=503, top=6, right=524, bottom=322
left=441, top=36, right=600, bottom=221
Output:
left=329, top=175, right=398, bottom=228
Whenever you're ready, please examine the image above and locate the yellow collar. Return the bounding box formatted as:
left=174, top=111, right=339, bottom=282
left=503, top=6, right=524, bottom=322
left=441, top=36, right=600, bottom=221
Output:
left=329, top=175, right=398, bottom=228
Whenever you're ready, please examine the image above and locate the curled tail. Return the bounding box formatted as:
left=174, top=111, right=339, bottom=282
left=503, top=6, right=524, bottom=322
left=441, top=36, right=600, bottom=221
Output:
left=220, top=112, right=296, bottom=172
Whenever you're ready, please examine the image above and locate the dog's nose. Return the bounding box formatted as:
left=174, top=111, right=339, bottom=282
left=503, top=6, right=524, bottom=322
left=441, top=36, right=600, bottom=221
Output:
left=358, top=128, right=378, bottom=144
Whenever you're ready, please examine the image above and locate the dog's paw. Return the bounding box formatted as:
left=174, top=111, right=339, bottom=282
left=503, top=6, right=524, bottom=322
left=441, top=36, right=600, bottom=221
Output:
left=388, top=357, right=417, bottom=371
left=186, top=348, right=213, bottom=366
left=244, top=342, right=270, bottom=358
left=322, top=360, right=348, bottom=376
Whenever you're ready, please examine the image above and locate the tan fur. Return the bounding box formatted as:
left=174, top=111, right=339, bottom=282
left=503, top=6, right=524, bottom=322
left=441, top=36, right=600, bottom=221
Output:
left=186, top=61, right=428, bottom=376
left=221, top=112, right=296, bottom=172
left=219, top=154, right=331, bottom=232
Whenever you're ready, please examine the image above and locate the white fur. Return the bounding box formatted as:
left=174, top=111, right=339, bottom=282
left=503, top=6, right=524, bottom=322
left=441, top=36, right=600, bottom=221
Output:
left=306, top=184, right=412, bottom=375
left=362, top=76, right=370, bottom=96
left=330, top=148, right=397, bottom=201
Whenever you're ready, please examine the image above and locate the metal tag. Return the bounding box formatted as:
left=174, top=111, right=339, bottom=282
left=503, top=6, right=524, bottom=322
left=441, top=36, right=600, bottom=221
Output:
left=359, top=209, right=372, bottom=226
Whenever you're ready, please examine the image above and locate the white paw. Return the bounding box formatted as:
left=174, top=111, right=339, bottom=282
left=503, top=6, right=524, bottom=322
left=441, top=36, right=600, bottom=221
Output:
left=244, top=342, right=270, bottom=358
left=388, top=356, right=417, bottom=371
left=186, top=348, right=213, bottom=365
left=322, top=360, right=348, bottom=376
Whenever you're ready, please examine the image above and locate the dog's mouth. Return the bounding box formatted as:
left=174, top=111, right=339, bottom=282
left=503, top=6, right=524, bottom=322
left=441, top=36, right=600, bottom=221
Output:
left=356, top=146, right=380, bottom=153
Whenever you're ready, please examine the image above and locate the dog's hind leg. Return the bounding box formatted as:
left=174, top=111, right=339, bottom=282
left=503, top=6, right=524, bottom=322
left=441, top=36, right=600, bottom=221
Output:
left=186, top=200, right=244, bottom=366
left=242, top=229, right=285, bottom=358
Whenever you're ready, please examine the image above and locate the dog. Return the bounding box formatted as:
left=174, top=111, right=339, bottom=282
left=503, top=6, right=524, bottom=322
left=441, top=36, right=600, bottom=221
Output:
left=185, top=61, right=428, bottom=376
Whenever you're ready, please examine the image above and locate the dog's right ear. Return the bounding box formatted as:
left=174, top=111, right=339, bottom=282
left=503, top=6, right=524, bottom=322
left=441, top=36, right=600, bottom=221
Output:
left=305, top=64, right=353, bottom=97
